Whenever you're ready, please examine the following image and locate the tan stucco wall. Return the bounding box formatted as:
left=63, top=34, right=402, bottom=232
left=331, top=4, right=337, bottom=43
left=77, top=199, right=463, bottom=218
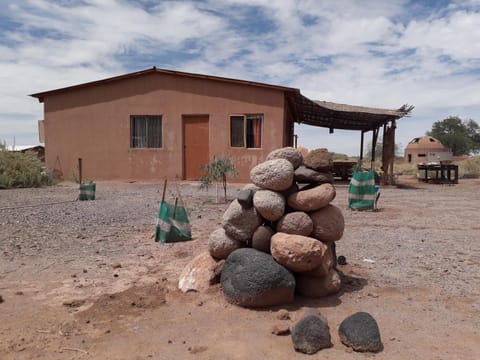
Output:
left=404, top=136, right=448, bottom=164
left=42, top=73, right=287, bottom=182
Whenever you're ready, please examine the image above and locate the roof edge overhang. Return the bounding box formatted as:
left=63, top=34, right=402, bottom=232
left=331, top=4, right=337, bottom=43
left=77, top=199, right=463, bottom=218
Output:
left=30, top=67, right=300, bottom=103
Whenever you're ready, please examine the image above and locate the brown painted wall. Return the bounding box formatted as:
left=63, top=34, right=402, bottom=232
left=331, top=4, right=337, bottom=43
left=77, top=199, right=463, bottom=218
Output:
left=42, top=72, right=287, bottom=182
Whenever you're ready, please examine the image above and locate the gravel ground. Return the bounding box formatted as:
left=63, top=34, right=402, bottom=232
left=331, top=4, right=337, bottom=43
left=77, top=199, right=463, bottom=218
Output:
left=0, top=178, right=479, bottom=359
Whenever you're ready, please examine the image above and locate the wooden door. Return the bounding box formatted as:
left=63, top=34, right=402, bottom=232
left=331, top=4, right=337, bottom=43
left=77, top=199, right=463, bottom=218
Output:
left=183, top=115, right=209, bottom=180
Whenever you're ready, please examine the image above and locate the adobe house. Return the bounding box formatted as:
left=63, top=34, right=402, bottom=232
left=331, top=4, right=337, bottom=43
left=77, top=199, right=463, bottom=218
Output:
left=31, top=67, right=412, bottom=183
left=404, top=136, right=451, bottom=164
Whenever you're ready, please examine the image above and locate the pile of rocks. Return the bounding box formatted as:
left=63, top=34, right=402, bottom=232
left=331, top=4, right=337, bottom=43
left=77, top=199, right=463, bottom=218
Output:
left=209, top=147, right=345, bottom=307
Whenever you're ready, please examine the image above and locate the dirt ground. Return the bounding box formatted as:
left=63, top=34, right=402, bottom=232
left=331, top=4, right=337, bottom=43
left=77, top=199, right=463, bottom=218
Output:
left=0, top=177, right=479, bottom=360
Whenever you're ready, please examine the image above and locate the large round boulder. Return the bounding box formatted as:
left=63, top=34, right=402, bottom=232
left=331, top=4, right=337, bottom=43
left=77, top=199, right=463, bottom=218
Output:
left=310, top=204, right=344, bottom=242
left=270, top=233, right=328, bottom=273
left=220, top=248, right=296, bottom=308
left=253, top=190, right=286, bottom=222
left=295, top=269, right=341, bottom=297
left=250, top=159, right=294, bottom=191
left=251, top=225, right=274, bottom=253
left=338, top=312, right=383, bottom=353
left=291, top=314, right=332, bottom=354
left=294, top=166, right=334, bottom=184
left=222, top=200, right=262, bottom=242
left=288, top=183, right=336, bottom=212
left=303, top=148, right=333, bottom=171
left=266, top=147, right=304, bottom=169
left=276, top=211, right=313, bottom=236
left=208, top=228, right=243, bottom=260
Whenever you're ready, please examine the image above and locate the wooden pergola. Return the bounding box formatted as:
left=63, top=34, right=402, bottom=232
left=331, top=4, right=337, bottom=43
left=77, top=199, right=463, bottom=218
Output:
left=290, top=94, right=414, bottom=184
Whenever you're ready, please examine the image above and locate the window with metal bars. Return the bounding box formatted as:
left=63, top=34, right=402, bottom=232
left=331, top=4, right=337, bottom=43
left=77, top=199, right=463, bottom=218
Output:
left=130, top=115, right=162, bottom=148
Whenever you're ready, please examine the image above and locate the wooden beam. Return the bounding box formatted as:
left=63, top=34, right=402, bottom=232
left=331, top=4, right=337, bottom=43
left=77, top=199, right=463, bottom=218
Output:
left=360, top=131, right=365, bottom=160
left=371, top=128, right=379, bottom=169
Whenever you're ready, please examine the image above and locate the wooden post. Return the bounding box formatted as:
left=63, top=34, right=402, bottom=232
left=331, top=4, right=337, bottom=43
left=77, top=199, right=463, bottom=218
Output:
left=173, top=198, right=178, bottom=217
left=78, top=158, right=82, bottom=185
left=371, top=128, right=379, bottom=170
left=382, top=123, right=387, bottom=173
left=161, top=179, right=167, bottom=203
left=360, top=131, right=365, bottom=161
left=389, top=120, right=396, bottom=184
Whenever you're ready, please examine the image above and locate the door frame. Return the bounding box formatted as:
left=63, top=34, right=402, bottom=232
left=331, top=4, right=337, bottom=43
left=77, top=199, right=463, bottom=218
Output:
left=182, top=114, right=210, bottom=180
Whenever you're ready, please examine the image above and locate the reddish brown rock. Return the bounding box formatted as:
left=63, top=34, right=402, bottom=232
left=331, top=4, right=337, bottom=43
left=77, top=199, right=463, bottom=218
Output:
left=303, top=148, right=333, bottom=171
left=270, top=233, right=328, bottom=273
left=287, top=183, right=336, bottom=212
left=302, top=246, right=334, bottom=278
left=271, top=323, right=291, bottom=335
left=276, top=309, right=291, bottom=320
left=252, top=225, right=274, bottom=253
left=295, top=269, right=341, bottom=297
left=276, top=211, right=313, bottom=236
left=310, top=204, right=344, bottom=243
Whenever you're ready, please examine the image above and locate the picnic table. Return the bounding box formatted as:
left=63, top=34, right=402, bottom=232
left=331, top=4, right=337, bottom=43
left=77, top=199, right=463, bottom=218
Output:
left=417, top=163, right=458, bottom=184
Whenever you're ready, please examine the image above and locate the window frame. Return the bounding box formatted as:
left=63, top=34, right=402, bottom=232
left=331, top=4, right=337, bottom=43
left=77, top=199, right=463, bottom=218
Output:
left=130, top=115, right=163, bottom=149
left=229, top=113, right=263, bottom=149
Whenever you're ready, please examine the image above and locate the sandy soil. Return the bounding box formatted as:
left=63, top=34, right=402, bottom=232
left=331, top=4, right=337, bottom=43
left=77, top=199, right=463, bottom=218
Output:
left=0, top=177, right=479, bottom=360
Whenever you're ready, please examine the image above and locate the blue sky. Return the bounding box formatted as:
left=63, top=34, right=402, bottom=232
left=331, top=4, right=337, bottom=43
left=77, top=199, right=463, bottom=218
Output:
left=1, top=0, right=479, bottom=155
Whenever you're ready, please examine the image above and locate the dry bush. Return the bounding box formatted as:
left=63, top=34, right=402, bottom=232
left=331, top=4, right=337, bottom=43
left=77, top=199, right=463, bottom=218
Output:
left=0, top=149, right=52, bottom=189
left=394, top=162, right=417, bottom=177
left=456, top=156, right=480, bottom=178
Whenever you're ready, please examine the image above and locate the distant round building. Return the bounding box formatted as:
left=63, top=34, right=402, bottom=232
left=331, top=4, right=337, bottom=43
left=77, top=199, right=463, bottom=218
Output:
left=404, top=136, right=449, bottom=164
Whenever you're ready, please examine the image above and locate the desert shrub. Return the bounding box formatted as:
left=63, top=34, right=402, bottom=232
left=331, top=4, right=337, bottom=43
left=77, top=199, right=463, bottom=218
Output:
left=394, top=162, right=418, bottom=176
left=457, top=156, right=480, bottom=178
left=200, top=157, right=238, bottom=203
left=0, top=150, right=52, bottom=189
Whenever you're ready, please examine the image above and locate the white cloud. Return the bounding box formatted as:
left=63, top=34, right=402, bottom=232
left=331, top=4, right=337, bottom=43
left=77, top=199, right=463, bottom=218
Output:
left=1, top=0, right=479, bottom=156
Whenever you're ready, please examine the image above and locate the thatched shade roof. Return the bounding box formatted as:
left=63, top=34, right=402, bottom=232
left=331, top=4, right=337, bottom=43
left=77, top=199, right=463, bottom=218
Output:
left=293, top=94, right=413, bottom=131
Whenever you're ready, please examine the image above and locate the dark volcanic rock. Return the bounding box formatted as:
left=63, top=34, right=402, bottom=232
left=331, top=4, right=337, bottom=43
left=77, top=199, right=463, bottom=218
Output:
left=291, top=314, right=332, bottom=354
left=294, top=166, right=334, bottom=184
left=236, top=189, right=254, bottom=209
left=338, top=312, right=383, bottom=352
left=220, top=248, right=295, bottom=308
left=251, top=225, right=274, bottom=253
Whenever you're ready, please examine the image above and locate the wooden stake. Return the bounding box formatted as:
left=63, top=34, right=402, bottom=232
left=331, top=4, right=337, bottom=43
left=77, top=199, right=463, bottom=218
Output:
left=161, top=179, right=167, bottom=203
left=173, top=197, right=178, bottom=218
left=78, top=158, right=83, bottom=185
